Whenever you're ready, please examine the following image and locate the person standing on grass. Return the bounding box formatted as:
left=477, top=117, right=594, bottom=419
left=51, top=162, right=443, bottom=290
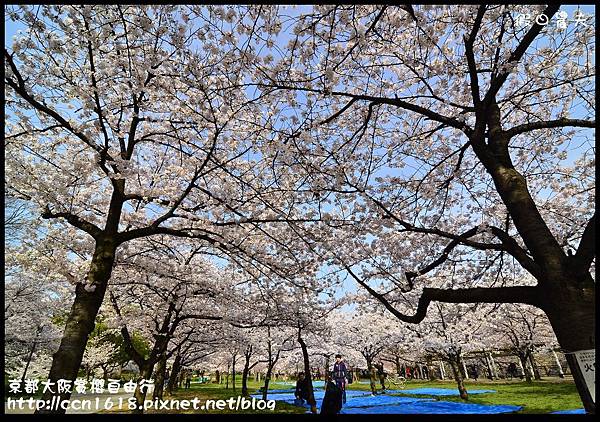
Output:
left=331, top=354, right=348, bottom=405
left=375, top=361, right=387, bottom=391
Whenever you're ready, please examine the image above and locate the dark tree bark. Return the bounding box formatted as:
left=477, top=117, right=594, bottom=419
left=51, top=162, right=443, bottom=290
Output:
left=324, top=353, right=332, bottom=381
left=543, top=286, right=595, bottom=412
left=297, top=330, right=317, bottom=414
left=528, top=353, right=541, bottom=381
left=101, top=365, right=110, bottom=383
left=153, top=354, right=168, bottom=400
left=109, top=293, right=181, bottom=413
left=132, top=364, right=153, bottom=414
left=225, top=363, right=230, bottom=389
left=231, top=353, right=237, bottom=392
left=517, top=351, right=533, bottom=384
left=241, top=355, right=251, bottom=397
left=37, top=238, right=117, bottom=413
left=261, top=326, right=282, bottom=401
left=394, top=356, right=401, bottom=376
left=241, top=345, right=262, bottom=397
left=449, top=356, right=469, bottom=401
left=166, top=353, right=182, bottom=395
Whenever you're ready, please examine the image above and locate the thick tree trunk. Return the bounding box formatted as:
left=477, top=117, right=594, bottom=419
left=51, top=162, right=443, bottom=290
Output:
left=484, top=354, right=494, bottom=380
left=518, top=353, right=533, bottom=383
left=552, top=350, right=565, bottom=378
left=519, top=353, right=533, bottom=384
left=543, top=287, right=595, bottom=414
left=225, top=364, right=230, bottom=389
left=132, top=365, right=154, bottom=414
left=215, top=369, right=220, bottom=384
left=166, top=354, right=182, bottom=395
left=242, top=353, right=251, bottom=397
left=262, top=364, right=272, bottom=400
left=427, top=358, right=437, bottom=381
left=528, top=353, right=542, bottom=381
left=153, top=355, right=167, bottom=400
left=366, top=358, right=377, bottom=395
left=394, top=356, right=402, bottom=375
left=483, top=100, right=596, bottom=412
left=36, top=240, right=116, bottom=414
left=449, top=358, right=468, bottom=401
left=297, top=333, right=317, bottom=414
left=460, top=357, right=468, bottom=379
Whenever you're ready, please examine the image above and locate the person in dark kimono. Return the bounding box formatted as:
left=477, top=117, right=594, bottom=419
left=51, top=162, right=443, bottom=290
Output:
left=331, top=354, right=348, bottom=404
left=320, top=376, right=343, bottom=414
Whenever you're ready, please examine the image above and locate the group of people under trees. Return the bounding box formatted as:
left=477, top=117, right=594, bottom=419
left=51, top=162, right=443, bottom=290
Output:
left=295, top=354, right=351, bottom=414
left=293, top=354, right=530, bottom=414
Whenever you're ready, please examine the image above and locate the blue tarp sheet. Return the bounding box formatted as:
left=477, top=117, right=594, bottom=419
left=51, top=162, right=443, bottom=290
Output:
left=253, top=388, right=371, bottom=407
left=392, top=388, right=496, bottom=396
left=551, top=409, right=586, bottom=414
left=257, top=389, right=294, bottom=394
left=253, top=389, right=521, bottom=414
left=341, top=401, right=521, bottom=414
left=345, top=395, right=432, bottom=408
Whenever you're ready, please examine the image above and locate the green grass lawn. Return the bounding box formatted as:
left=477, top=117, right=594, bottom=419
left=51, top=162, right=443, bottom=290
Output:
left=380, top=378, right=582, bottom=414
left=102, top=377, right=582, bottom=414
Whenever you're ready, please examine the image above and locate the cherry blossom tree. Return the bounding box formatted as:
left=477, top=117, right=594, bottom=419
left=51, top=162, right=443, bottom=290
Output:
left=4, top=262, right=66, bottom=384
left=5, top=5, right=324, bottom=413
left=81, top=335, right=119, bottom=381
left=163, top=323, right=223, bottom=396
left=105, top=242, right=244, bottom=412
left=241, top=4, right=595, bottom=411
left=327, top=310, right=399, bottom=395
left=488, top=303, right=558, bottom=383
left=418, top=303, right=493, bottom=399
left=5, top=4, right=595, bottom=413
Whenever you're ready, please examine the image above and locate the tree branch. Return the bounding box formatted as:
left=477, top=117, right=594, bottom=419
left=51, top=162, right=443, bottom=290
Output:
left=484, top=4, right=561, bottom=103
left=5, top=49, right=108, bottom=157
left=504, top=118, right=595, bottom=138
left=489, top=226, right=542, bottom=278
left=464, top=5, right=486, bottom=106
left=116, top=225, right=219, bottom=245
left=41, top=206, right=103, bottom=240
left=108, top=291, right=144, bottom=367
left=573, top=212, right=596, bottom=269
left=262, top=84, right=472, bottom=135
left=346, top=264, right=540, bottom=323
left=173, top=314, right=223, bottom=325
